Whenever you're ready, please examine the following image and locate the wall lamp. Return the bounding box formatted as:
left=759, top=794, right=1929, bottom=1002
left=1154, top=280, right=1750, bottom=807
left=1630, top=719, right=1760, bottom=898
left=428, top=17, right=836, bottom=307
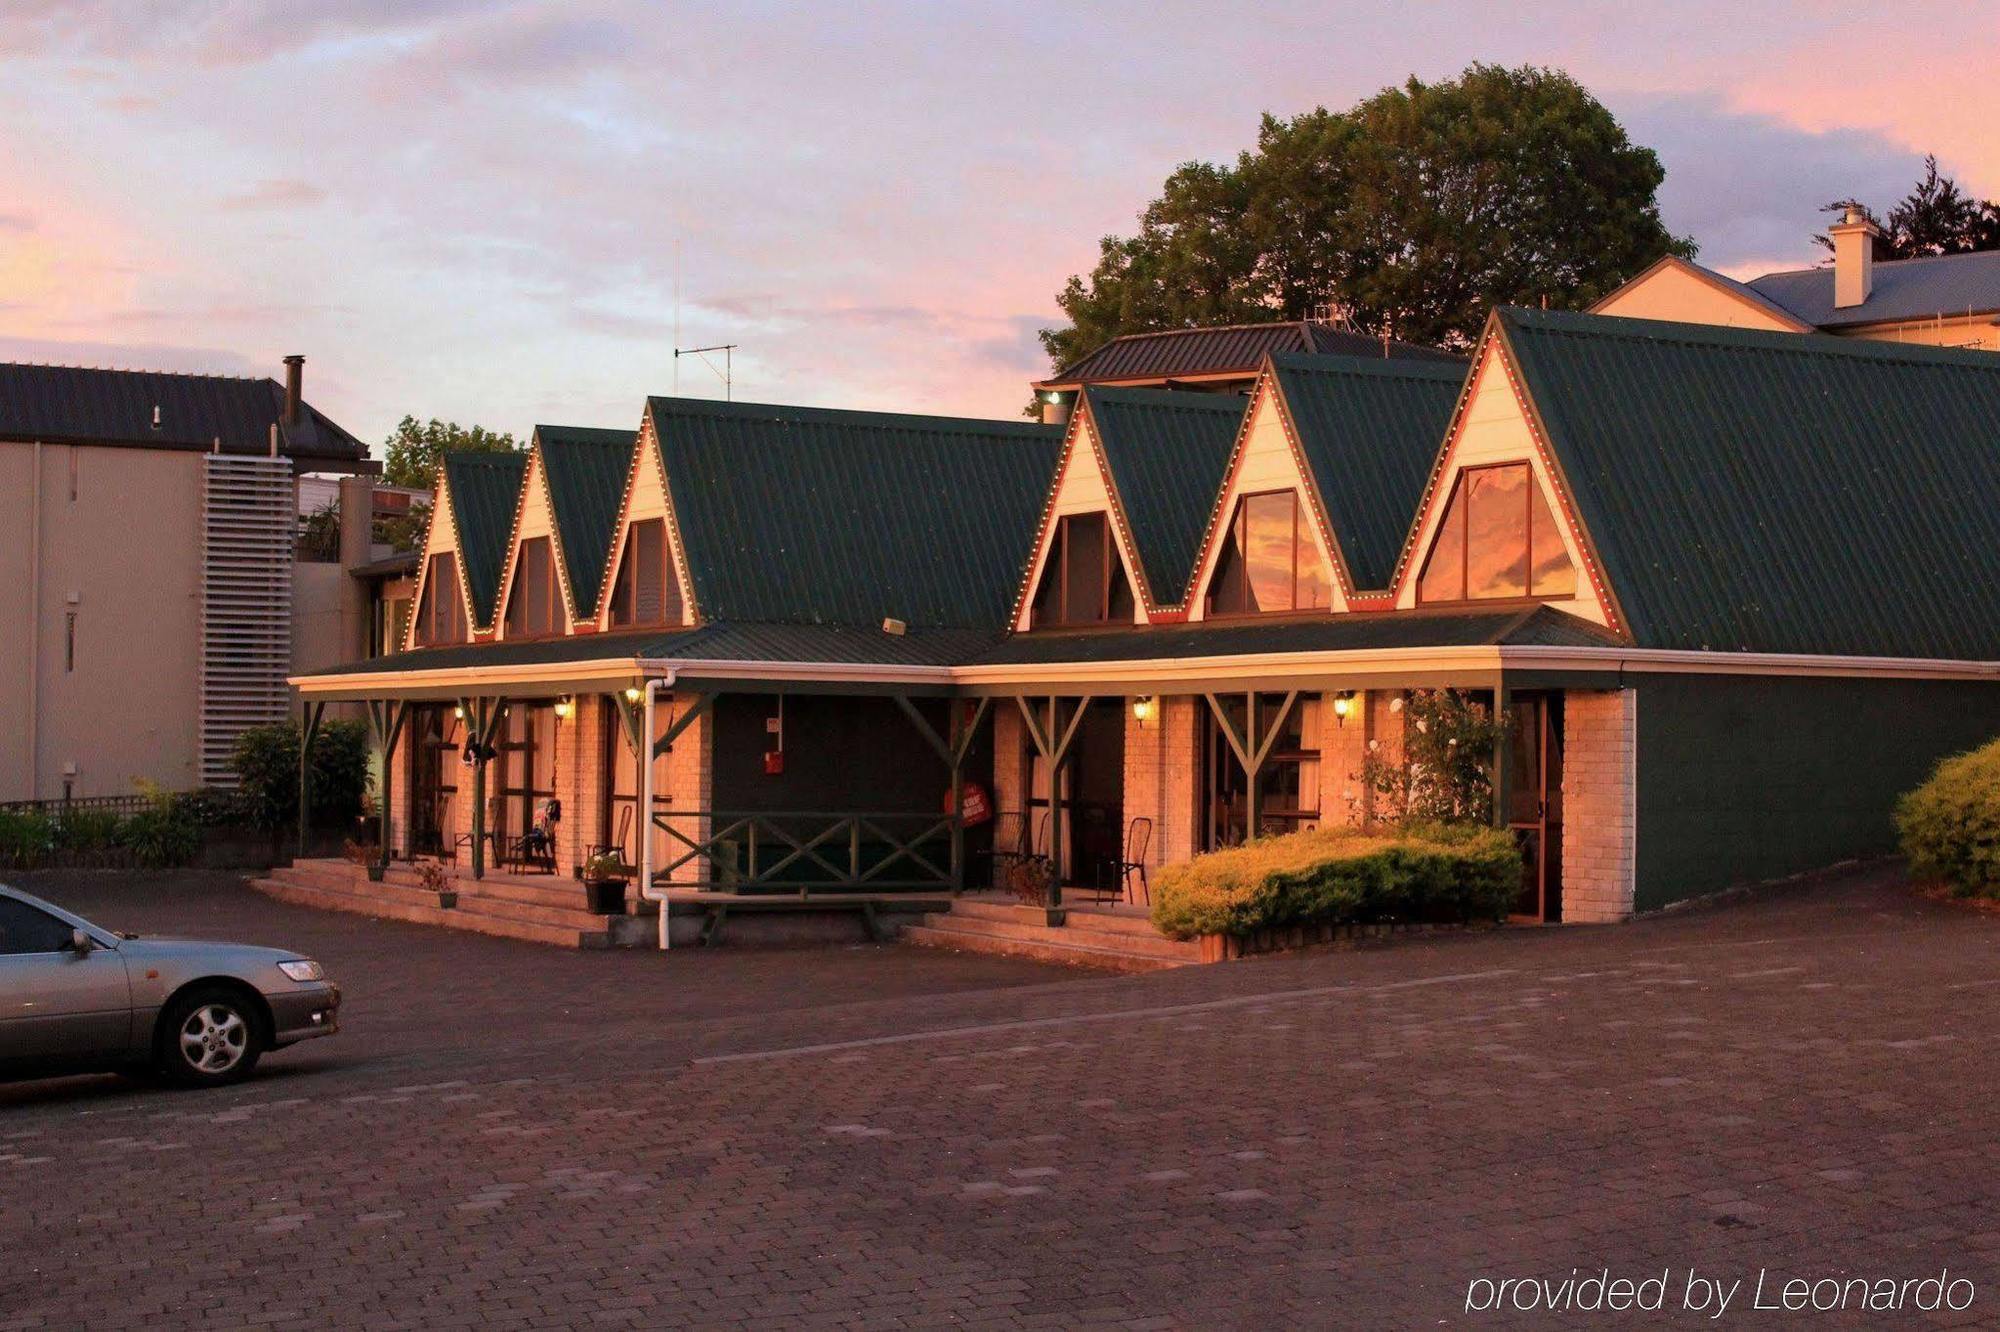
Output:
left=1332, top=691, right=1356, bottom=728
left=553, top=696, right=574, bottom=720
left=1132, top=696, right=1156, bottom=723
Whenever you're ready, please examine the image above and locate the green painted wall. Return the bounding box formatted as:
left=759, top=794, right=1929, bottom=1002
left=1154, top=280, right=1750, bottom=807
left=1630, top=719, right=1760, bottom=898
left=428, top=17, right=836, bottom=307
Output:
left=1632, top=673, right=2000, bottom=911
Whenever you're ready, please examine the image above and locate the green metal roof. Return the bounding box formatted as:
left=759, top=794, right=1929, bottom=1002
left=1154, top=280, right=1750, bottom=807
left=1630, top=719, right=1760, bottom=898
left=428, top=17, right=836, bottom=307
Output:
left=441, top=450, right=528, bottom=626
left=533, top=425, right=635, bottom=619
left=971, top=605, right=1619, bottom=666
left=648, top=396, right=1062, bottom=629
left=1500, top=307, right=2000, bottom=658
left=1270, top=351, right=1466, bottom=592
left=1082, top=387, right=1244, bottom=606
left=313, top=621, right=1001, bottom=677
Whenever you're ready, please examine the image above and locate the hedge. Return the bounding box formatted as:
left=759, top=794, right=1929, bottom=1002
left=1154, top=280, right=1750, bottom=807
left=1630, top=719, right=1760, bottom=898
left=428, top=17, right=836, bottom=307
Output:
left=1150, top=823, right=1522, bottom=941
left=1895, top=737, right=2000, bottom=898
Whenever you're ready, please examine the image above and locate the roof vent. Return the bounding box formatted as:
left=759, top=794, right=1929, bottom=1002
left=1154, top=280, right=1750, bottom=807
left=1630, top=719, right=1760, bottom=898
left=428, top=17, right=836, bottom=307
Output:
left=881, top=617, right=907, bottom=636
left=152, top=405, right=161, bottom=430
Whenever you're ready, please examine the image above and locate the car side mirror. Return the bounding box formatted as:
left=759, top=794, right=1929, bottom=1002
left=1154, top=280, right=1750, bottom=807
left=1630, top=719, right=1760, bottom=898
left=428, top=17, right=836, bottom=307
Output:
left=68, top=928, right=93, bottom=954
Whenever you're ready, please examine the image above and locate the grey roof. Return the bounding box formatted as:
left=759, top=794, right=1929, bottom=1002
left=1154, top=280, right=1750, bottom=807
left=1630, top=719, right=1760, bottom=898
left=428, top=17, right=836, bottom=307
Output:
left=649, top=395, right=1061, bottom=630
left=1270, top=352, right=1467, bottom=592
left=1081, top=387, right=1245, bottom=606
left=1039, top=319, right=1462, bottom=389
left=1748, top=250, right=2000, bottom=329
left=969, top=605, right=1619, bottom=666
left=1497, top=306, right=2000, bottom=658
left=0, top=361, right=368, bottom=461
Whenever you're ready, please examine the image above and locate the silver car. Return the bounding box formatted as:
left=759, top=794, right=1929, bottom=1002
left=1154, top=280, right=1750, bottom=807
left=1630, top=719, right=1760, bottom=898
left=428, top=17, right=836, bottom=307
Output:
left=0, top=882, right=340, bottom=1087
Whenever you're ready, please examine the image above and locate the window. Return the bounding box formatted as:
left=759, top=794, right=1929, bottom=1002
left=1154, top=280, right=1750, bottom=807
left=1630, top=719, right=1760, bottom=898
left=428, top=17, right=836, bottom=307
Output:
left=503, top=536, right=560, bottom=637
left=0, top=897, right=72, bottom=955
left=1205, top=490, right=1329, bottom=616
left=609, top=518, right=681, bottom=627
left=1417, top=463, right=1577, bottom=603
left=1203, top=694, right=1321, bottom=849
left=414, top=552, right=465, bottom=645
left=1029, top=512, right=1134, bottom=628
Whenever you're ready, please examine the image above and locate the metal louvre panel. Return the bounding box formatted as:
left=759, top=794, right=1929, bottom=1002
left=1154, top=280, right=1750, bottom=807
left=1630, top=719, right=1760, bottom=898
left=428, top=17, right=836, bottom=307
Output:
left=199, top=454, right=295, bottom=785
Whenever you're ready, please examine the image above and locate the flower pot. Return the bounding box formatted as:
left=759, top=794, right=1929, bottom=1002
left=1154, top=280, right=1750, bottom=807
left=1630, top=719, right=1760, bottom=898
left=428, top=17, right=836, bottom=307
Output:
left=365, top=865, right=386, bottom=883
left=437, top=891, right=458, bottom=910
left=584, top=879, right=628, bottom=915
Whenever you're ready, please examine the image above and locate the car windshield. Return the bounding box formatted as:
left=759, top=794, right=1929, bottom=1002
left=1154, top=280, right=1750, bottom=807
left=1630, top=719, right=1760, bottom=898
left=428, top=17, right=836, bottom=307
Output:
left=0, top=886, right=113, bottom=941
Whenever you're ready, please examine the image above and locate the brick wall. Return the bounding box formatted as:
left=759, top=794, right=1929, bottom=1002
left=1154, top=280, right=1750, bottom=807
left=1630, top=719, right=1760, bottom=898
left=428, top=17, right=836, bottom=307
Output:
left=1318, top=692, right=1367, bottom=828
left=1119, top=697, right=1195, bottom=887
left=1561, top=688, right=1637, bottom=923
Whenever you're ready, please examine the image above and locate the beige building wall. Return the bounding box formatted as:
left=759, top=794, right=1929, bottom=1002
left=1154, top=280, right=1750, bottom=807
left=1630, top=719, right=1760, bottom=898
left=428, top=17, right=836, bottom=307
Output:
left=1119, top=696, right=1199, bottom=894
left=1, top=443, right=206, bottom=799
left=1592, top=264, right=1799, bottom=331
left=1011, top=415, right=1147, bottom=630
left=1835, top=318, right=2000, bottom=353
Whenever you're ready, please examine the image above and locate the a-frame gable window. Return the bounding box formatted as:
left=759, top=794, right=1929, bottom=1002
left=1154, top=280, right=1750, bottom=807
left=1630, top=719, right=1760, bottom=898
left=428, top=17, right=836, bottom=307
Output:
left=414, top=552, right=465, bottom=645
left=503, top=536, right=561, bottom=637
left=1418, top=462, right=1576, bottom=604
left=1206, top=490, right=1329, bottom=616
left=609, top=517, right=682, bottom=627
left=1029, top=511, right=1134, bottom=628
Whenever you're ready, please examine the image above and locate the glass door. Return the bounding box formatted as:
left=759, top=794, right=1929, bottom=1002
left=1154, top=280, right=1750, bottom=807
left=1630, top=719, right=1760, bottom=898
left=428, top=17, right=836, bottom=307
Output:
left=1505, top=693, right=1564, bottom=921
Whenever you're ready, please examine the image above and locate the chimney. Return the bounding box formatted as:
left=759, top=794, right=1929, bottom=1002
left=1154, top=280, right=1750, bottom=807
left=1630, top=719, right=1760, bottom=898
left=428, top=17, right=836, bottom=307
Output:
left=1829, top=206, right=1881, bottom=310
left=282, top=354, right=305, bottom=425
left=1039, top=390, right=1073, bottom=427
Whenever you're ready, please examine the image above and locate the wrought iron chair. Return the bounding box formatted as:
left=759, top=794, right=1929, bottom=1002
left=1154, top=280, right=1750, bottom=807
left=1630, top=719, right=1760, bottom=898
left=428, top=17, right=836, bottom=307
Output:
left=452, top=795, right=507, bottom=867
left=508, top=798, right=561, bottom=875
left=585, top=804, right=634, bottom=873
left=1099, top=816, right=1152, bottom=905
left=980, top=810, right=1029, bottom=887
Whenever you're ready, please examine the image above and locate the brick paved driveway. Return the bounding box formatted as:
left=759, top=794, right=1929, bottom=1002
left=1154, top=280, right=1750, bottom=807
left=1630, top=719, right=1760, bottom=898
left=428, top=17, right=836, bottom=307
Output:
left=2, top=865, right=1997, bottom=1328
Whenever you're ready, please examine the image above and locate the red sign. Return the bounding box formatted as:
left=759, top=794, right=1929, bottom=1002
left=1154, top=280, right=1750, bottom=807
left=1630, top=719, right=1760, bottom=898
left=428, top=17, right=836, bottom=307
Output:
left=946, top=781, right=993, bottom=827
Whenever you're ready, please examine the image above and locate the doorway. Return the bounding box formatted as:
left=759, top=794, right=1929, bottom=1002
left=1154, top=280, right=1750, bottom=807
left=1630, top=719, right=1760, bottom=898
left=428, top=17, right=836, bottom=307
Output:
left=496, top=703, right=558, bottom=853
left=1505, top=692, right=1564, bottom=922
left=406, top=704, right=460, bottom=856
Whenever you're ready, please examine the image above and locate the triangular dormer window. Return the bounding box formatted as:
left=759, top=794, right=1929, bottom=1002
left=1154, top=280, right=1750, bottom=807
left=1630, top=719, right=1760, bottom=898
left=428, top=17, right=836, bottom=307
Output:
left=1417, top=462, right=1576, bottom=603
left=1029, top=512, right=1135, bottom=628
left=1205, top=490, right=1330, bottom=616
left=503, top=536, right=561, bottom=637
left=414, top=552, right=464, bottom=645
left=608, top=517, right=683, bottom=627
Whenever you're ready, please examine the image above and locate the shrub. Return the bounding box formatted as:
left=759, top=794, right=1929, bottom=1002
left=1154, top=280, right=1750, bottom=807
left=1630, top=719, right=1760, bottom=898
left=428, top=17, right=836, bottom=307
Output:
left=1151, top=823, right=1521, bottom=941
left=1357, top=689, right=1509, bottom=825
left=230, top=720, right=373, bottom=831
left=1895, top=738, right=2000, bottom=897
left=52, top=808, right=122, bottom=853
left=0, top=810, right=57, bottom=868
left=114, top=796, right=202, bottom=869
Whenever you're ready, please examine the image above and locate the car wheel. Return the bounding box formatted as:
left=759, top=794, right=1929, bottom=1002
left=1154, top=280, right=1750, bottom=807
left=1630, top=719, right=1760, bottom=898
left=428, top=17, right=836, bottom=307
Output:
left=156, top=987, right=264, bottom=1087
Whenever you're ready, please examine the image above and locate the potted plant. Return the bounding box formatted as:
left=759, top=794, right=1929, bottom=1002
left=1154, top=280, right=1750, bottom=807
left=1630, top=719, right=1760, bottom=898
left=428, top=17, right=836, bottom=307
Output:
left=581, top=852, right=630, bottom=915
left=416, top=858, right=455, bottom=909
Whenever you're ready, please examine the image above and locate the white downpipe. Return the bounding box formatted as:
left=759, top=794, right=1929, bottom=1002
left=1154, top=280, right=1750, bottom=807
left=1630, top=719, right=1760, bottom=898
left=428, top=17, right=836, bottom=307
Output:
left=638, top=674, right=676, bottom=950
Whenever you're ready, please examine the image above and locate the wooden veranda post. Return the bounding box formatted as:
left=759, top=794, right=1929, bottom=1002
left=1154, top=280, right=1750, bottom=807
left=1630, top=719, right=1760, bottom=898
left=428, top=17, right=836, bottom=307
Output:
left=893, top=694, right=991, bottom=893
left=297, top=700, right=325, bottom=858
left=366, top=700, right=409, bottom=876
left=1201, top=690, right=1300, bottom=842
left=1012, top=694, right=1092, bottom=923
left=1492, top=683, right=1512, bottom=832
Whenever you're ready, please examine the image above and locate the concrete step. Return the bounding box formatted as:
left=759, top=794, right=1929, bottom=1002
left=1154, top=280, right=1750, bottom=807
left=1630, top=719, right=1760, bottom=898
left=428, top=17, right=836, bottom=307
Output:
left=901, top=923, right=1186, bottom=973
left=280, top=861, right=607, bottom=930
left=249, top=877, right=609, bottom=950
left=917, top=910, right=1201, bottom=963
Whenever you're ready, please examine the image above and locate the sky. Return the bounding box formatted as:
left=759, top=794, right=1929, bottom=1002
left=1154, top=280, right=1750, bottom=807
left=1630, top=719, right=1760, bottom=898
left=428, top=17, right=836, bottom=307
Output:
left=3, top=2, right=1998, bottom=451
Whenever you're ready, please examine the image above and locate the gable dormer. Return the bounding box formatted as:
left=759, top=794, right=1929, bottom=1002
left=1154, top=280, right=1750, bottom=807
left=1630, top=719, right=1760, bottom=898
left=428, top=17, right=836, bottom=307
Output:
left=1186, top=372, right=1343, bottom=620
left=410, top=450, right=527, bottom=646
left=596, top=410, right=697, bottom=632
left=1390, top=320, right=1614, bottom=630
left=496, top=449, right=567, bottom=639
left=1012, top=397, right=1145, bottom=631
left=407, top=467, right=470, bottom=649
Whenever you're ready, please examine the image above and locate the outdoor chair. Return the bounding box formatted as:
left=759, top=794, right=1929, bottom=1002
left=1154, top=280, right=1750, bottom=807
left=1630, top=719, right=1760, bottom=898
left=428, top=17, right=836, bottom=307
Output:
left=1098, top=816, right=1152, bottom=906
left=506, top=798, right=561, bottom=875
left=585, top=805, right=634, bottom=873
left=980, top=811, right=1028, bottom=886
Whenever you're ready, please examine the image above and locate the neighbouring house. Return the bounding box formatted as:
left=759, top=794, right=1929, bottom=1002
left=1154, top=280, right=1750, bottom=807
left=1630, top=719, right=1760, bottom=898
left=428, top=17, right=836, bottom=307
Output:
left=1031, top=317, right=1462, bottom=424
left=1594, top=207, right=2000, bottom=352
left=0, top=355, right=400, bottom=800
left=291, top=308, right=2000, bottom=940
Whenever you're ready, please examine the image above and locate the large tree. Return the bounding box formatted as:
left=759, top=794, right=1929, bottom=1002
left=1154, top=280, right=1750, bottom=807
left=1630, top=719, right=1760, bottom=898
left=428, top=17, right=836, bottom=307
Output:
left=380, top=415, right=521, bottom=490
left=1041, top=63, right=1693, bottom=368
left=1819, top=155, right=2000, bottom=259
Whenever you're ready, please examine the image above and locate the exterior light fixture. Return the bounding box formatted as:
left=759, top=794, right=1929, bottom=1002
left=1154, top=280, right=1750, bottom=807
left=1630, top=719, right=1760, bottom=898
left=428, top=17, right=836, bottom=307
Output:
left=624, top=686, right=642, bottom=704
left=452, top=704, right=465, bottom=720
left=1332, top=691, right=1355, bottom=727
left=554, top=697, right=574, bottom=720
left=1132, top=696, right=1155, bottom=723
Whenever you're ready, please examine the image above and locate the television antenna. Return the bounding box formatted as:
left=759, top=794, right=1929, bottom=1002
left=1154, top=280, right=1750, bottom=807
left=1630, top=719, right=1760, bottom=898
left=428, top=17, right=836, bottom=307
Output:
left=674, top=343, right=738, bottom=400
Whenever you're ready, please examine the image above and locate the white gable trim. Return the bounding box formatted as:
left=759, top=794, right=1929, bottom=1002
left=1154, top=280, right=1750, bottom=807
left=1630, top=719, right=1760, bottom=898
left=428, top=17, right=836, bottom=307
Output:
left=1183, top=372, right=1347, bottom=621
left=404, top=470, right=477, bottom=649
left=596, top=412, right=698, bottom=631
left=1010, top=405, right=1148, bottom=631
left=1389, top=333, right=1624, bottom=635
